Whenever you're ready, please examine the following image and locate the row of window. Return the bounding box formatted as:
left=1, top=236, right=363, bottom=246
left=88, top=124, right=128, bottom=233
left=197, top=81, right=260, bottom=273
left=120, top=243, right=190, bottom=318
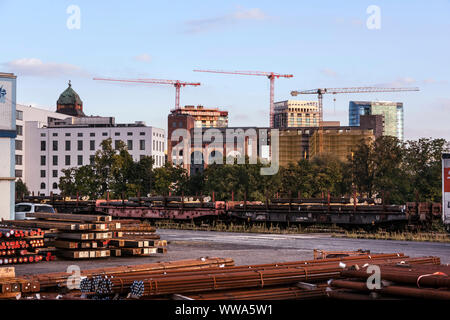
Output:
left=40, top=139, right=148, bottom=151
left=40, top=131, right=148, bottom=138
left=41, top=154, right=89, bottom=166
left=40, top=182, right=57, bottom=190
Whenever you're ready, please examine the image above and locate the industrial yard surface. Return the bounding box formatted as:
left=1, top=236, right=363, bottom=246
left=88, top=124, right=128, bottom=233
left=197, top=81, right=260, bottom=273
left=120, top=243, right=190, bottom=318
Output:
left=13, top=229, right=450, bottom=276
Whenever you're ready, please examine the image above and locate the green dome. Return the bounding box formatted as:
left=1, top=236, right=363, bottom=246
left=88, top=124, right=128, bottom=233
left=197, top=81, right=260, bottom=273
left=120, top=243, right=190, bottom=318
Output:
left=57, top=81, right=83, bottom=106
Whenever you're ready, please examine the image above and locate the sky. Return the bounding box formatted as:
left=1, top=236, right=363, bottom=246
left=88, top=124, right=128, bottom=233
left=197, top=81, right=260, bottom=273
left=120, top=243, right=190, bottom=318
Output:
left=1, top=0, right=449, bottom=140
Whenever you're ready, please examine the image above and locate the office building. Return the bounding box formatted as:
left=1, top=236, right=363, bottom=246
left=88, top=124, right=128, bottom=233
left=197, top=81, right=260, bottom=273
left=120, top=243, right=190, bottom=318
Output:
left=273, top=100, right=320, bottom=128
left=349, top=101, right=404, bottom=140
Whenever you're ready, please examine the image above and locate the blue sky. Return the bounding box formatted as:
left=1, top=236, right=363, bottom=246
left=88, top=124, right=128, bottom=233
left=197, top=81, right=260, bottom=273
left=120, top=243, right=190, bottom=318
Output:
left=1, top=0, right=449, bottom=140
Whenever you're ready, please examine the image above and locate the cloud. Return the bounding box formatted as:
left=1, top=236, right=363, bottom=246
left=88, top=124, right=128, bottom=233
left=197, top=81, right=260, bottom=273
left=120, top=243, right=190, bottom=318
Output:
left=133, top=53, right=152, bottom=63
left=374, top=77, right=417, bottom=87
left=2, top=58, right=89, bottom=78
left=423, top=78, right=448, bottom=85
left=185, top=6, right=269, bottom=34
left=321, top=68, right=339, bottom=78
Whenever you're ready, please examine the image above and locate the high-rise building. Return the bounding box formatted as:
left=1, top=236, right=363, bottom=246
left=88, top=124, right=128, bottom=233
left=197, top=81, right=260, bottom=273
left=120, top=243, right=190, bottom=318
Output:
left=0, top=72, right=17, bottom=219
left=309, top=128, right=375, bottom=161
left=273, top=100, right=320, bottom=128
left=349, top=101, right=404, bottom=140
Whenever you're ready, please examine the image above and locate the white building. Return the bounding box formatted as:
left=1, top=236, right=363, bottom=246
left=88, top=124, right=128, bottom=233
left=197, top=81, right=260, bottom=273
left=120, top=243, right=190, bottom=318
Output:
left=25, top=116, right=165, bottom=196
left=17, top=81, right=165, bottom=196
left=0, top=72, right=17, bottom=220
left=15, top=104, right=69, bottom=182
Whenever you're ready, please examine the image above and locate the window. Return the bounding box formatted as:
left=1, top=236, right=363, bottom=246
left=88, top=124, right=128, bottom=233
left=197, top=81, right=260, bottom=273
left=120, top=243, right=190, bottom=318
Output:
left=41, top=141, right=46, bottom=151
left=89, top=155, right=95, bottom=165
left=139, top=132, right=145, bottom=136
left=15, top=155, right=23, bottom=165
left=40, top=133, right=46, bottom=137
left=77, top=133, right=83, bottom=137
left=153, top=140, right=155, bottom=150
left=52, top=182, right=58, bottom=189
left=114, top=140, right=120, bottom=149
left=127, top=132, right=133, bottom=136
left=127, top=140, right=133, bottom=150
left=65, top=155, right=70, bottom=166
left=40, top=155, right=46, bottom=166
left=140, top=140, right=145, bottom=150
left=172, top=122, right=176, bottom=128
left=40, top=170, right=46, bottom=178
left=16, top=125, right=23, bottom=136
left=77, top=140, right=83, bottom=151
left=52, top=170, right=58, bottom=178
left=16, top=110, right=23, bottom=120
left=15, top=140, right=23, bottom=150
left=90, top=140, right=95, bottom=150
left=77, top=155, right=83, bottom=165
left=52, top=140, right=58, bottom=151
left=102, top=132, right=108, bottom=136
left=52, top=133, right=58, bottom=137
left=15, top=170, right=23, bottom=178
left=65, top=140, right=71, bottom=151
left=90, top=132, right=95, bottom=137
left=65, top=133, right=71, bottom=137
left=115, top=132, right=120, bottom=136
left=52, top=155, right=58, bottom=166
left=40, top=183, right=46, bottom=190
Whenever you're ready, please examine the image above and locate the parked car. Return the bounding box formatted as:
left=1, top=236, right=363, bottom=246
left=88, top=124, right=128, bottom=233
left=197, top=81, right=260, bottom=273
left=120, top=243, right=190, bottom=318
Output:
left=14, top=203, right=55, bottom=220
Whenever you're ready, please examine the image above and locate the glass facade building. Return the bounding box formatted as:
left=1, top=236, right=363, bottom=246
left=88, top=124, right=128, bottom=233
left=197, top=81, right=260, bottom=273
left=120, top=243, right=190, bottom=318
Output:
left=349, top=101, right=404, bottom=141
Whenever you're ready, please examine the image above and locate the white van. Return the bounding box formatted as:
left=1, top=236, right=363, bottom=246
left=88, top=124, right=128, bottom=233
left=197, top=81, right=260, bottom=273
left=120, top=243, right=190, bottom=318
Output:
left=14, top=203, right=55, bottom=220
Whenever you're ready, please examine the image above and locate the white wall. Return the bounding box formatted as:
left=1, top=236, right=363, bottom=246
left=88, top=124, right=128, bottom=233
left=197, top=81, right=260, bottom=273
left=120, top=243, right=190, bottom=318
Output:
left=15, top=104, right=68, bottom=183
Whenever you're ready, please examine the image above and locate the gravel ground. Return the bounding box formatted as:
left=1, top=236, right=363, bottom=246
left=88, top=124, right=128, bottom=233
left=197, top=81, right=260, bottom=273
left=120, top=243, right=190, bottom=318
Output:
left=13, top=229, right=450, bottom=276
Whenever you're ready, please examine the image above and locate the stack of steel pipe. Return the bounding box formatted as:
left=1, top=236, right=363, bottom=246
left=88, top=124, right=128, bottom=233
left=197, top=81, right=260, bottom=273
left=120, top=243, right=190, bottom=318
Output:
left=328, top=263, right=450, bottom=300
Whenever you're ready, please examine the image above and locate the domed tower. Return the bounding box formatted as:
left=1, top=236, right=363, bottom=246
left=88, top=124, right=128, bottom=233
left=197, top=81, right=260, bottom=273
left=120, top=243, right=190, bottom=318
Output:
left=56, top=80, right=85, bottom=117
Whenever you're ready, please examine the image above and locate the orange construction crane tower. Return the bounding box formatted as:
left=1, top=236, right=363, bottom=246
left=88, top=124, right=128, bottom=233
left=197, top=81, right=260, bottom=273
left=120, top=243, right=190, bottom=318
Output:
left=193, top=69, right=293, bottom=127
left=93, top=77, right=201, bottom=110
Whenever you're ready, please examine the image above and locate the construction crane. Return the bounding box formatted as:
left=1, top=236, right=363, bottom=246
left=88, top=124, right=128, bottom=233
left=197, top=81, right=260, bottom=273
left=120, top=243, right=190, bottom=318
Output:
left=93, top=77, right=201, bottom=110
left=193, top=69, right=293, bottom=127
left=290, top=87, right=420, bottom=124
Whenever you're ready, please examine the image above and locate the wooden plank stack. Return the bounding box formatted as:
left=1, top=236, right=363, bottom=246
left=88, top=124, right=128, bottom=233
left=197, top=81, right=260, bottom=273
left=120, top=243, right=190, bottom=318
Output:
left=0, top=226, right=46, bottom=265
left=107, top=220, right=167, bottom=257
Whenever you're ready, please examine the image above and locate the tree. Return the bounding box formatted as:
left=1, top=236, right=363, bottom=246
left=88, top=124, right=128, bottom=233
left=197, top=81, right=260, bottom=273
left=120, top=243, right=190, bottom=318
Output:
left=15, top=179, right=30, bottom=199
left=404, top=138, right=448, bottom=202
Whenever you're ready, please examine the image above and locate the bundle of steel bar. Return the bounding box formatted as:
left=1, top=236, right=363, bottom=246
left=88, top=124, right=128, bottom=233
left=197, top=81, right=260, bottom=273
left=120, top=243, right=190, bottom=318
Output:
left=179, top=285, right=327, bottom=300
left=328, top=263, right=450, bottom=300
left=107, top=220, right=165, bottom=257
left=0, top=225, right=46, bottom=265
left=74, top=253, right=438, bottom=298
left=21, top=257, right=235, bottom=290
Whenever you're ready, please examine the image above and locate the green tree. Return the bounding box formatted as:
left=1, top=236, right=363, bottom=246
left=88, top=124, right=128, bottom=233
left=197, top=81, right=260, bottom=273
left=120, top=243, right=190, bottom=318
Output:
left=15, top=179, right=30, bottom=198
